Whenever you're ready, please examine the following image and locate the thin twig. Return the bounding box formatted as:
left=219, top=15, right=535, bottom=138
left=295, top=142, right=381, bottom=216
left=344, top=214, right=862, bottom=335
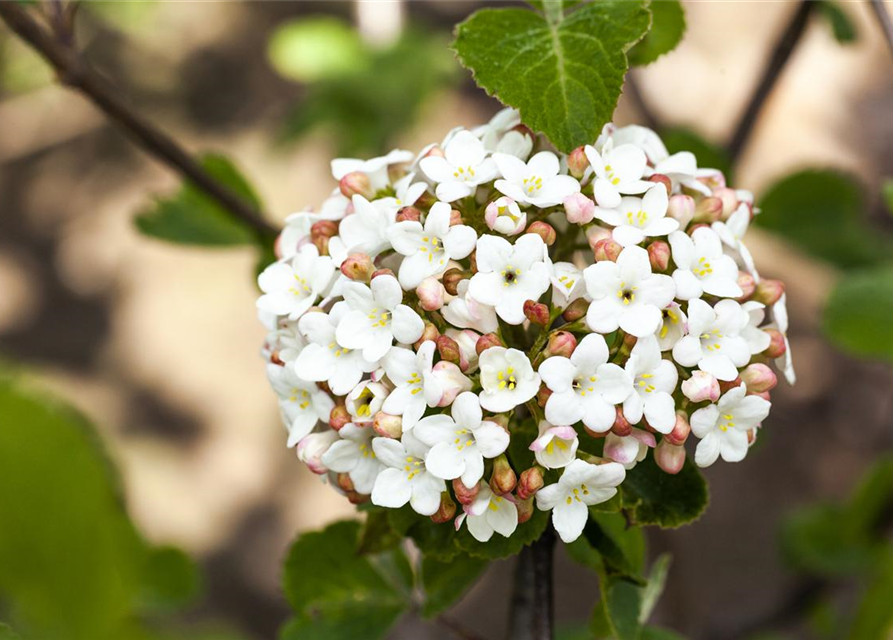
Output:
left=869, top=0, right=893, bottom=63
left=727, top=1, right=814, bottom=162
left=0, top=2, right=277, bottom=240
left=436, top=614, right=491, bottom=640
left=624, top=72, right=661, bottom=132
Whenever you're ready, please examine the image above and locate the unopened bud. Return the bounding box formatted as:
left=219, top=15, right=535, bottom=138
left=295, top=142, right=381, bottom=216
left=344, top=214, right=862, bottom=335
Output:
left=692, top=196, right=723, bottom=224
left=763, top=329, right=787, bottom=359
left=340, top=253, right=374, bottom=282
left=475, top=332, right=503, bottom=355
left=517, top=466, right=545, bottom=500
left=336, top=472, right=355, bottom=493
left=667, top=194, right=696, bottom=228
left=523, top=300, right=550, bottom=326
left=545, top=331, right=577, bottom=358
left=648, top=173, right=672, bottom=197
left=346, top=491, right=370, bottom=505
left=562, top=297, right=589, bottom=322
left=564, top=192, right=595, bottom=224
left=395, top=205, right=421, bottom=223
left=737, top=271, right=756, bottom=300
left=611, top=406, right=632, bottom=437
left=681, top=371, right=720, bottom=403
left=329, top=405, right=350, bottom=430
left=741, top=363, right=777, bottom=393
left=436, top=335, right=461, bottom=365
left=664, top=411, right=691, bottom=446
left=536, top=385, right=552, bottom=408
left=431, top=492, right=457, bottom=524
left=489, top=454, right=517, bottom=495
left=718, top=377, right=743, bottom=395
left=414, top=322, right=440, bottom=350
left=371, top=268, right=395, bottom=280
left=655, top=439, right=686, bottom=475
left=373, top=411, right=403, bottom=439
left=311, top=220, right=338, bottom=238
left=594, top=238, right=622, bottom=262
left=296, top=431, right=338, bottom=474
left=754, top=279, right=785, bottom=306
left=339, top=171, right=373, bottom=199
left=567, top=146, right=589, bottom=179
left=647, top=241, right=670, bottom=272
left=417, top=278, right=445, bottom=311
left=713, top=187, right=739, bottom=220
left=432, top=361, right=473, bottom=406
left=442, top=268, right=467, bottom=296
left=453, top=478, right=480, bottom=505
left=446, top=329, right=480, bottom=373
left=517, top=497, right=535, bottom=524
left=311, top=234, right=329, bottom=256
left=449, top=209, right=464, bottom=226
left=526, top=221, right=556, bottom=246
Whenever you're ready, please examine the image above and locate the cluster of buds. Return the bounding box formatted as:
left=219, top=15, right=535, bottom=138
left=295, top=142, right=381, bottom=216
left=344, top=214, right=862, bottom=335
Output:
left=257, top=111, right=794, bottom=544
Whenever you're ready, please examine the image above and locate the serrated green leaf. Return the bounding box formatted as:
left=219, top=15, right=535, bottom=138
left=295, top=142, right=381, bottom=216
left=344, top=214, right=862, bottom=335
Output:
left=137, top=545, right=200, bottom=614
left=824, top=267, right=893, bottom=362
left=420, top=554, right=488, bottom=617
left=135, top=154, right=261, bottom=247
left=817, top=1, right=858, bottom=44
left=453, top=1, right=651, bottom=152
left=279, top=601, right=405, bottom=640
left=629, top=1, right=686, bottom=66
left=661, top=127, right=732, bottom=182
left=621, top=455, right=708, bottom=528
left=268, top=16, right=365, bottom=83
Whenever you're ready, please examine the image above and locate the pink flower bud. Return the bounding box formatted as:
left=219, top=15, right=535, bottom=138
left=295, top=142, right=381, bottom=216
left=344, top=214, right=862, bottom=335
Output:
left=681, top=371, right=720, bottom=403
left=346, top=490, right=370, bottom=506
left=611, top=406, right=632, bottom=437
left=311, top=234, right=328, bottom=256
left=373, top=411, right=403, bottom=439
left=517, top=497, right=535, bottom=524
left=664, top=411, right=691, bottom=446
left=488, top=414, right=510, bottom=429
left=594, top=238, right=622, bottom=262
left=523, top=299, right=550, bottom=326
left=647, top=241, right=670, bottom=272
left=475, top=332, right=503, bottom=355
left=296, top=431, right=338, bottom=474
left=536, top=385, right=552, bottom=408
left=446, top=329, right=479, bottom=372
left=586, top=225, right=612, bottom=251
left=713, top=187, right=739, bottom=220
left=449, top=209, right=464, bottom=226
left=489, top=454, right=517, bottom=495
left=436, top=335, right=461, bottom=365
left=667, top=194, right=696, bottom=228
left=567, top=146, right=589, bottom=179
left=414, top=323, right=440, bottom=350
left=340, top=253, right=374, bottom=282
left=655, top=439, right=686, bottom=475
left=484, top=196, right=526, bottom=235
left=339, top=171, right=373, bottom=199
left=329, top=405, right=350, bottom=430
left=453, top=478, right=480, bottom=505
left=311, top=220, right=338, bottom=239
left=741, top=363, right=777, bottom=393
left=648, top=173, right=672, bottom=197
left=336, top=472, right=355, bottom=493
left=526, top=221, right=557, bottom=246
left=416, top=277, right=445, bottom=311
left=545, top=330, right=576, bottom=358
left=396, top=206, right=421, bottom=223
left=754, top=279, right=785, bottom=306
left=562, top=298, right=589, bottom=322
left=371, top=268, right=395, bottom=280
left=517, top=466, right=545, bottom=500
left=431, top=361, right=473, bottom=406
left=692, top=196, right=723, bottom=224
left=737, top=271, right=756, bottom=300
left=563, top=192, right=596, bottom=224
left=764, top=329, right=787, bottom=359
left=431, top=492, right=457, bottom=524
left=442, top=268, right=467, bottom=296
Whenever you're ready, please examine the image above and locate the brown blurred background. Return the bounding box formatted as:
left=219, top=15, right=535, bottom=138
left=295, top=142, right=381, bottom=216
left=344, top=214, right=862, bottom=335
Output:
left=1, top=2, right=892, bottom=639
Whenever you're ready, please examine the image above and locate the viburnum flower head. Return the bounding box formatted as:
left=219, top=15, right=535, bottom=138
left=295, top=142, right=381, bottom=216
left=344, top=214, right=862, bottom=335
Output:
left=420, top=130, right=498, bottom=202
left=257, top=243, right=335, bottom=320
left=595, top=184, right=678, bottom=247
left=691, top=384, right=771, bottom=467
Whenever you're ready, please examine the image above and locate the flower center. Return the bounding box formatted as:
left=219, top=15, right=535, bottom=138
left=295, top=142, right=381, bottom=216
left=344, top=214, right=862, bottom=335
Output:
left=502, top=266, right=521, bottom=287
left=659, top=308, right=680, bottom=339
left=288, top=387, right=310, bottom=410
left=488, top=495, right=505, bottom=511
left=695, top=256, right=714, bottom=277
left=617, top=283, right=637, bottom=305
left=452, top=165, right=477, bottom=182
left=367, top=308, right=392, bottom=329
left=545, top=438, right=568, bottom=455
left=636, top=372, right=656, bottom=393
left=625, top=208, right=649, bottom=228
left=418, top=235, right=445, bottom=265
left=719, top=413, right=735, bottom=432
left=497, top=205, right=520, bottom=223
left=403, top=455, right=425, bottom=480
left=558, top=274, right=576, bottom=291
left=522, top=175, right=543, bottom=196
left=407, top=371, right=423, bottom=394
left=359, top=442, right=376, bottom=459
left=700, top=329, right=724, bottom=351
left=288, top=274, right=311, bottom=297
left=327, top=341, right=350, bottom=357
left=565, top=483, right=590, bottom=504
left=573, top=375, right=597, bottom=396
left=605, top=164, right=620, bottom=185
left=355, top=387, right=375, bottom=418
left=453, top=428, right=474, bottom=451
left=496, top=368, right=517, bottom=390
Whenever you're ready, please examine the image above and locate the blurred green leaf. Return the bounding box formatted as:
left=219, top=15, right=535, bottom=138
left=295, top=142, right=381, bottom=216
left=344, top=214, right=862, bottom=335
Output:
left=848, top=550, right=893, bottom=640
left=388, top=506, right=464, bottom=561
left=268, top=17, right=364, bottom=83
left=567, top=512, right=645, bottom=582
left=641, top=627, right=687, bottom=640
left=882, top=179, right=893, bottom=217
left=817, top=1, right=858, bottom=44
left=622, top=455, right=708, bottom=528
left=279, top=601, right=405, bottom=640
left=0, top=624, right=21, bottom=640
left=137, top=546, right=200, bottom=614
left=453, top=1, right=650, bottom=152
left=358, top=510, right=403, bottom=555
left=824, top=267, right=893, bottom=362
left=420, top=554, right=487, bottom=618
left=757, top=170, right=889, bottom=269
left=135, top=154, right=261, bottom=247
left=602, top=578, right=643, bottom=640
left=639, top=554, right=671, bottom=623
left=629, top=1, right=686, bottom=66
left=661, top=127, right=732, bottom=181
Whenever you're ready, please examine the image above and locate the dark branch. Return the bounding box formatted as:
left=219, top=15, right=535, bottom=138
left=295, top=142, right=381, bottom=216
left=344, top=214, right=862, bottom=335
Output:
left=436, top=615, right=491, bottom=640
left=507, top=525, right=555, bottom=640
left=0, top=2, right=278, bottom=240
left=727, top=1, right=814, bottom=162
left=869, top=0, right=893, bottom=63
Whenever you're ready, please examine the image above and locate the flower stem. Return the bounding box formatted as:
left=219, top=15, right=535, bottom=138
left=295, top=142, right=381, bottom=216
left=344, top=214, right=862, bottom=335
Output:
left=507, top=525, right=556, bottom=640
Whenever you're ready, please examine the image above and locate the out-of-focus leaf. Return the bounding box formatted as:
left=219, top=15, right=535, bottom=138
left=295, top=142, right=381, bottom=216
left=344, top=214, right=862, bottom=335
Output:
left=848, top=550, right=893, bottom=640
left=817, top=1, right=858, bottom=44
left=641, top=626, right=687, bottom=640
left=882, top=179, right=893, bottom=217
left=639, top=554, right=671, bottom=623
left=268, top=17, right=364, bottom=83
left=567, top=513, right=645, bottom=581
left=602, top=578, right=643, bottom=640
left=420, top=554, right=487, bottom=618
left=457, top=507, right=550, bottom=560
left=358, top=509, right=403, bottom=555
left=661, top=127, right=732, bottom=181
left=0, top=624, right=21, bottom=640
left=622, top=455, right=708, bottom=528
left=388, top=506, right=464, bottom=561
left=757, top=170, right=889, bottom=269
left=824, top=267, right=893, bottom=362
left=137, top=545, right=201, bottom=613
left=135, top=154, right=262, bottom=246
left=453, top=1, right=650, bottom=152
left=279, top=601, right=405, bottom=640
left=629, top=1, right=686, bottom=66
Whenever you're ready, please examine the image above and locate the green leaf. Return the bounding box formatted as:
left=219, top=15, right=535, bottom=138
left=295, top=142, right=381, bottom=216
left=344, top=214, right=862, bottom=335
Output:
left=757, top=170, right=889, bottom=269
left=817, top=1, right=858, bottom=44
left=137, top=545, right=200, bottom=613
left=641, top=626, right=687, bottom=640
left=824, top=267, right=893, bottom=362
left=602, top=578, right=643, bottom=640
left=268, top=17, right=364, bottom=83
left=629, top=1, right=686, bottom=66
left=0, top=624, right=21, bottom=640
left=639, top=554, right=671, bottom=623
left=661, top=127, right=732, bottom=182
left=135, top=154, right=261, bottom=247
left=279, top=601, right=405, bottom=640
left=420, top=554, right=488, bottom=618
left=358, top=509, right=403, bottom=555
left=453, top=1, right=651, bottom=152
left=882, top=179, right=893, bottom=217
left=622, top=455, right=708, bottom=528
left=848, top=550, right=893, bottom=640
left=456, top=507, right=550, bottom=560
left=568, top=512, right=645, bottom=581
left=388, top=506, right=464, bottom=561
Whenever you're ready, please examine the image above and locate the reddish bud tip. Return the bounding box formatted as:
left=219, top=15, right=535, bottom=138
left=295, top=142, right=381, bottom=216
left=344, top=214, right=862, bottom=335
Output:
left=692, top=196, right=723, bottom=224
left=523, top=299, right=550, bottom=326
left=475, top=332, right=503, bottom=356
left=449, top=209, right=464, bottom=227
left=395, top=206, right=421, bottom=223
left=712, top=187, right=739, bottom=220
left=329, top=405, right=350, bottom=430
left=664, top=411, right=691, bottom=446
left=763, top=329, right=787, bottom=359
left=489, top=454, right=517, bottom=495
left=452, top=478, right=480, bottom=506
left=545, top=330, right=577, bottom=358
left=431, top=492, right=457, bottom=524
left=339, top=171, right=373, bottom=199
left=526, top=221, right=557, bottom=246
left=754, top=279, right=785, bottom=306
left=536, top=384, right=552, bottom=408
left=371, top=268, right=395, bottom=280
left=647, top=240, right=671, bottom=272
left=416, top=278, right=445, bottom=311
left=611, top=406, right=632, bottom=437
left=311, top=220, right=339, bottom=238
left=741, top=363, right=778, bottom=393
left=442, top=268, right=467, bottom=296
left=414, top=322, right=440, bottom=350
left=516, top=497, right=535, bottom=524
left=564, top=192, right=596, bottom=224
left=567, top=146, right=589, bottom=179
left=373, top=411, right=403, bottom=439
left=648, top=173, right=672, bottom=197
left=436, top=335, right=461, bottom=365
left=737, top=271, right=756, bottom=301
left=562, top=297, right=590, bottom=322
left=668, top=194, right=696, bottom=228
left=594, top=238, right=622, bottom=262
left=340, top=253, right=375, bottom=282
left=517, top=466, right=545, bottom=501
left=655, top=439, right=686, bottom=474
left=681, top=370, right=721, bottom=403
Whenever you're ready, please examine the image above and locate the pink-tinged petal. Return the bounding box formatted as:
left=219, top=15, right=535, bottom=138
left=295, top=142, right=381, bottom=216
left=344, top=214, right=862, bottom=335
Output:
left=549, top=426, right=579, bottom=440
left=552, top=499, right=588, bottom=543
left=391, top=305, right=424, bottom=344
left=371, top=467, right=412, bottom=508
left=630, top=428, right=656, bottom=448
left=694, top=433, right=721, bottom=468
left=604, top=433, right=640, bottom=464
left=529, top=432, right=552, bottom=452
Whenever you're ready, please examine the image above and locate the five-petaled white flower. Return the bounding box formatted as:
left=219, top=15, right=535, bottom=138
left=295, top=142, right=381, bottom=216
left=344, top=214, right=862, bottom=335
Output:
left=371, top=431, right=446, bottom=516
left=672, top=299, right=751, bottom=381
left=267, top=364, right=334, bottom=447
left=712, top=202, right=757, bottom=275
left=414, top=392, right=509, bottom=488
left=595, top=184, right=678, bottom=247
left=338, top=195, right=396, bottom=258
left=549, top=261, right=587, bottom=309
left=320, top=423, right=383, bottom=494
left=529, top=420, right=579, bottom=469
left=603, top=428, right=655, bottom=469
left=336, top=274, right=424, bottom=362
left=585, top=142, right=650, bottom=208
left=539, top=334, right=633, bottom=433
left=669, top=227, right=743, bottom=300
left=493, top=151, right=580, bottom=207
left=484, top=196, right=527, bottom=236
left=468, top=234, right=550, bottom=325
left=420, top=130, right=498, bottom=202
left=535, top=459, right=626, bottom=543
left=478, top=347, right=541, bottom=413
left=455, top=483, right=519, bottom=542
left=691, top=384, right=770, bottom=467
left=345, top=380, right=389, bottom=424
left=583, top=245, right=676, bottom=337
left=442, top=280, right=499, bottom=335
left=257, top=244, right=335, bottom=320
left=622, top=335, right=678, bottom=433
left=388, top=201, right=477, bottom=289
left=331, top=148, right=413, bottom=193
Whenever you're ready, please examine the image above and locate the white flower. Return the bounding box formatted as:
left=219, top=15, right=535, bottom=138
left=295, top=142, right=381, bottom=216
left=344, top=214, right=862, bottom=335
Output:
left=478, top=347, right=541, bottom=413
left=331, top=148, right=413, bottom=193
left=442, top=280, right=499, bottom=334
left=604, top=428, right=655, bottom=469
left=320, top=423, right=383, bottom=494
left=296, top=430, right=339, bottom=474
left=388, top=201, right=477, bottom=288
left=771, top=293, right=796, bottom=385
left=691, top=384, right=770, bottom=467
left=583, top=245, right=676, bottom=337
left=672, top=299, right=751, bottom=381
left=267, top=364, right=334, bottom=447
left=420, top=130, right=498, bottom=202
left=456, top=483, right=518, bottom=542
left=371, top=431, right=446, bottom=516
left=622, top=336, right=678, bottom=433
left=549, top=261, right=587, bottom=309
left=345, top=381, right=389, bottom=424
left=651, top=151, right=711, bottom=196
left=338, top=195, right=396, bottom=257
left=584, top=142, right=650, bottom=208
left=657, top=302, right=687, bottom=351
left=263, top=319, right=304, bottom=365
left=257, top=244, right=336, bottom=320
left=594, top=184, right=678, bottom=247
left=376, top=172, right=429, bottom=211
left=535, top=459, right=626, bottom=543
left=669, top=227, right=743, bottom=300
left=712, top=202, right=757, bottom=275
left=414, top=392, right=509, bottom=487
left=741, top=301, right=772, bottom=356
left=529, top=420, right=579, bottom=469
left=598, top=124, right=668, bottom=166
left=539, top=334, right=632, bottom=433
left=484, top=196, right=527, bottom=235
left=493, top=151, right=580, bottom=207
left=294, top=304, right=377, bottom=396
left=336, top=274, right=424, bottom=362
left=468, top=234, right=550, bottom=325
left=475, top=107, right=531, bottom=159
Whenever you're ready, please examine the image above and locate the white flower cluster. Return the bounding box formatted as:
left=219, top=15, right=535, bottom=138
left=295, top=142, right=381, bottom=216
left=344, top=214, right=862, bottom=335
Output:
left=257, top=110, right=794, bottom=544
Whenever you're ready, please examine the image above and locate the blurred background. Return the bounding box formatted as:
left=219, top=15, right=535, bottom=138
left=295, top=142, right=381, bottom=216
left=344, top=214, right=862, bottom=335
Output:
left=1, top=2, right=893, bottom=639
